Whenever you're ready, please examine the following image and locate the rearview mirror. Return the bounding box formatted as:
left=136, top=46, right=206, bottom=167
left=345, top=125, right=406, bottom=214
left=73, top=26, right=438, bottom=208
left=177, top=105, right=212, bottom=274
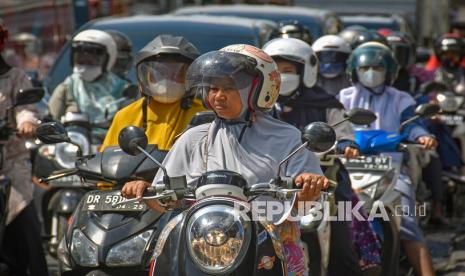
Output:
left=14, top=88, right=45, bottom=107
left=36, top=122, right=70, bottom=144
left=302, top=122, right=336, bottom=153
left=344, top=108, right=377, bottom=125
left=118, top=126, right=148, bottom=156
left=415, top=103, right=441, bottom=118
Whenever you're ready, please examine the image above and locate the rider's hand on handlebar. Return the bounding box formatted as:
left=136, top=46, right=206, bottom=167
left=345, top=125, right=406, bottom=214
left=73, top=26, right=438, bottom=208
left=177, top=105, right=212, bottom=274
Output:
left=17, top=121, right=36, bottom=138
left=121, top=180, right=150, bottom=199
left=344, top=147, right=360, bottom=159
left=417, top=136, right=438, bottom=150
left=294, top=173, right=329, bottom=202
left=121, top=181, right=169, bottom=213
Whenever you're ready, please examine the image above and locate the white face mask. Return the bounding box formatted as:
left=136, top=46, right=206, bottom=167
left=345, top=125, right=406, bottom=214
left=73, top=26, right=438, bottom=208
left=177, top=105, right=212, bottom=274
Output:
left=147, top=79, right=185, bottom=103
left=279, top=73, right=300, bottom=96
left=73, top=65, right=102, bottom=82
left=357, top=68, right=386, bottom=88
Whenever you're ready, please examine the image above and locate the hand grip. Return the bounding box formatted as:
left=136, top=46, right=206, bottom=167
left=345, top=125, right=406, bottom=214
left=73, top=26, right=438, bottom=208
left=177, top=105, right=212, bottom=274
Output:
left=142, top=186, right=157, bottom=197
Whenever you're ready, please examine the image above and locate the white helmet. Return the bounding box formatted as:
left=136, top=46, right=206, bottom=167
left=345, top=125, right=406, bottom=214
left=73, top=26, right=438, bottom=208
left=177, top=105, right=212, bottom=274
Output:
left=312, top=35, right=351, bottom=54
left=262, top=38, right=318, bottom=89
left=72, top=29, right=117, bottom=71
left=312, top=35, right=351, bottom=79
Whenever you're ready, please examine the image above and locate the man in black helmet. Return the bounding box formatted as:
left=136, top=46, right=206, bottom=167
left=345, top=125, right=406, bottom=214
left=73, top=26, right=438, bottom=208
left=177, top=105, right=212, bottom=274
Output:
left=100, top=34, right=205, bottom=151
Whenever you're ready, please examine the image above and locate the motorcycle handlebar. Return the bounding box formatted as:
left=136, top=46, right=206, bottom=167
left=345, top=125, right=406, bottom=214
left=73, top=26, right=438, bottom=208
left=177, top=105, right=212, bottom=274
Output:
left=39, top=168, right=79, bottom=183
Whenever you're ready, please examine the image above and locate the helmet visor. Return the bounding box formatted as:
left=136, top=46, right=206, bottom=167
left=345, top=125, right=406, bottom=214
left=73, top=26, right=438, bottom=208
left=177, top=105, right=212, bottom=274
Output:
left=354, top=48, right=390, bottom=69
left=186, top=51, right=258, bottom=96
left=316, top=51, right=349, bottom=63
left=72, top=43, right=106, bottom=66
left=137, top=56, right=189, bottom=91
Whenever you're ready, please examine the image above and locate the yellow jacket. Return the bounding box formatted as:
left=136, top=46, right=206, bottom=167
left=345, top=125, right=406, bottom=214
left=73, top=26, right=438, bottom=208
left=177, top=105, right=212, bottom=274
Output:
left=100, top=97, right=205, bottom=151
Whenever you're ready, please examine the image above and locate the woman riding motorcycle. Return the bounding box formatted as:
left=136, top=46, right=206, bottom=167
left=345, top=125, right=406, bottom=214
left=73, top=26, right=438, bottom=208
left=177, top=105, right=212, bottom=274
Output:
left=122, top=44, right=329, bottom=275
left=313, top=35, right=352, bottom=95
left=100, top=34, right=205, bottom=151
left=263, top=37, right=381, bottom=275
left=338, top=42, right=437, bottom=276
left=48, top=29, right=129, bottom=124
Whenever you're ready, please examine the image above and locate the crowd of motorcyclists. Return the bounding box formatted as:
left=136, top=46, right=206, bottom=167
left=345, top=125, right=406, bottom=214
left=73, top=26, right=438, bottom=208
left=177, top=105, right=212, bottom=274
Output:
left=2, top=12, right=465, bottom=276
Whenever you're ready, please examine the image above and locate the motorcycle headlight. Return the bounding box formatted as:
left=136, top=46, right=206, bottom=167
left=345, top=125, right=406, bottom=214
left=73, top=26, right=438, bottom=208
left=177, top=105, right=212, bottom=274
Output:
left=55, top=131, right=90, bottom=169
left=106, top=230, right=153, bottom=267
left=437, top=93, right=465, bottom=112
left=186, top=205, right=251, bottom=274
left=70, top=229, right=98, bottom=267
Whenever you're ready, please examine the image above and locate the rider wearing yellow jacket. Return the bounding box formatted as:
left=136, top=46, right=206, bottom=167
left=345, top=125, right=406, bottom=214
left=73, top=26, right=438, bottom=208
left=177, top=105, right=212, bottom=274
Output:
left=100, top=35, right=204, bottom=151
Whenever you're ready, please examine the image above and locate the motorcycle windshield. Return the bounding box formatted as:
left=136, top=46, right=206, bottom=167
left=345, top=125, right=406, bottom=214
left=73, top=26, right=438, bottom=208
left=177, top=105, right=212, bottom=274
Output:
left=354, top=130, right=408, bottom=154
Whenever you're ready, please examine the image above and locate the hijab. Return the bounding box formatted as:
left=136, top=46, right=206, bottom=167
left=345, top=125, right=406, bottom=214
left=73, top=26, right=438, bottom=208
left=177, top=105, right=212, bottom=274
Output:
left=152, top=85, right=323, bottom=188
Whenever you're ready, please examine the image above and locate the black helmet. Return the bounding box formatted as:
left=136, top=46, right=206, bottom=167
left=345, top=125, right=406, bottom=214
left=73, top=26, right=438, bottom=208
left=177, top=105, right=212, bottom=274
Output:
left=106, top=30, right=133, bottom=78
left=386, top=31, right=416, bottom=69
left=135, top=35, right=200, bottom=100
left=271, top=20, right=313, bottom=45
left=349, top=30, right=389, bottom=49
left=434, top=33, right=465, bottom=63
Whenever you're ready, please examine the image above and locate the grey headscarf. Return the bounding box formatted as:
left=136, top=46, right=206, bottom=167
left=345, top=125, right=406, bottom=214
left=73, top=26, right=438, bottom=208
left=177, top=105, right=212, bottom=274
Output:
left=152, top=85, right=322, bottom=188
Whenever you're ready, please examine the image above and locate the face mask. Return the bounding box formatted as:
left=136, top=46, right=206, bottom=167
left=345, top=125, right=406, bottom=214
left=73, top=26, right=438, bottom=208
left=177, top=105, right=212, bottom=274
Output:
left=279, top=73, right=300, bottom=96
left=147, top=79, right=185, bottom=103
left=357, top=68, right=386, bottom=88
left=73, top=65, right=102, bottom=82
left=319, top=63, right=345, bottom=79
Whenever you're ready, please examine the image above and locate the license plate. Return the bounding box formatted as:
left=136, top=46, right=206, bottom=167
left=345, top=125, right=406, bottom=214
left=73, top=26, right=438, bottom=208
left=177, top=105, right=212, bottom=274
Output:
left=342, top=156, right=392, bottom=171
left=82, top=191, right=147, bottom=212
left=439, top=114, right=464, bottom=126
left=49, top=175, right=82, bottom=187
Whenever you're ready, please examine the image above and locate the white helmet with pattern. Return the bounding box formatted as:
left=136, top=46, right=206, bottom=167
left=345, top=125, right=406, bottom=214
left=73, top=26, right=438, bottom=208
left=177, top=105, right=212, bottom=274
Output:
left=186, top=44, right=280, bottom=112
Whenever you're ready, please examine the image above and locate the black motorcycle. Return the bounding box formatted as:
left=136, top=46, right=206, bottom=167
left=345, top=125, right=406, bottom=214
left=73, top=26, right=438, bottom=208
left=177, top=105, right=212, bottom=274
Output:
left=114, top=121, right=336, bottom=276
left=0, top=87, right=45, bottom=273
left=35, top=110, right=214, bottom=275
left=34, top=84, right=138, bottom=257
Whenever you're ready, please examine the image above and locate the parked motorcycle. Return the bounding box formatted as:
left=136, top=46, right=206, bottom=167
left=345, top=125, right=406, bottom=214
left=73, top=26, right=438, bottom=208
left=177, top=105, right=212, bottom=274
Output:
left=113, top=121, right=336, bottom=276
left=341, top=103, right=440, bottom=276
left=0, top=87, right=45, bottom=273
